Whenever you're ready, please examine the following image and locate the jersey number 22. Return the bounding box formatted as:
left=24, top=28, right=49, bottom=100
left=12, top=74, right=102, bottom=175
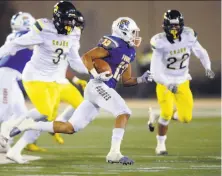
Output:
left=167, top=53, right=189, bottom=70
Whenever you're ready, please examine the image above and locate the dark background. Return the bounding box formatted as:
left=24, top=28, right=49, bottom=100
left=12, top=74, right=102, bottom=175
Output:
left=0, top=1, right=220, bottom=98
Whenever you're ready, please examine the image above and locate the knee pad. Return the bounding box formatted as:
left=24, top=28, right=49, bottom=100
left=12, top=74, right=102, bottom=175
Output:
left=158, top=117, right=170, bottom=126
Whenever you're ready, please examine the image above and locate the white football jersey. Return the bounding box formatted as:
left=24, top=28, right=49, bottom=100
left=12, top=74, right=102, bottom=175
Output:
left=55, top=58, right=69, bottom=84
left=0, top=18, right=87, bottom=82
left=150, top=26, right=211, bottom=85
left=55, top=33, right=81, bottom=84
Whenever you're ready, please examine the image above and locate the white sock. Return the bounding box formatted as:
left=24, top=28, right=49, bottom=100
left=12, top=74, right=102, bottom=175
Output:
left=10, top=130, right=41, bottom=154
left=56, top=106, right=75, bottom=122
left=156, top=135, right=167, bottom=147
left=10, top=137, right=27, bottom=155
left=23, top=130, right=41, bottom=144
left=109, top=128, right=125, bottom=153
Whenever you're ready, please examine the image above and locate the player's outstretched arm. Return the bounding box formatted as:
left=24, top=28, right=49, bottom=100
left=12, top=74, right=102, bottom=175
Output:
left=192, top=41, right=215, bottom=79
left=122, top=64, right=152, bottom=86
left=0, top=29, right=43, bottom=59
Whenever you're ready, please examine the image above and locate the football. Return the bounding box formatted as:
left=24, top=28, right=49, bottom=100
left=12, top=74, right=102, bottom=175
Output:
left=93, top=59, right=112, bottom=75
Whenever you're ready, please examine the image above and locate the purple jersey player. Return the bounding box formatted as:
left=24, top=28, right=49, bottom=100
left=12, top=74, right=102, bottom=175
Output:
left=9, top=17, right=152, bottom=165
left=95, top=35, right=136, bottom=88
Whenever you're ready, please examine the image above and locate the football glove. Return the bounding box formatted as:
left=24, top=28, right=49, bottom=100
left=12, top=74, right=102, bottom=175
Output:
left=73, top=78, right=87, bottom=90
left=167, top=84, right=178, bottom=93
left=90, top=68, right=113, bottom=82
left=205, top=69, right=215, bottom=79
left=137, top=70, right=153, bottom=84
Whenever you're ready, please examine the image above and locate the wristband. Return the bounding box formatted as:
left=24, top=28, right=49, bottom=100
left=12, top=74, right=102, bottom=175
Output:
left=89, top=68, right=98, bottom=77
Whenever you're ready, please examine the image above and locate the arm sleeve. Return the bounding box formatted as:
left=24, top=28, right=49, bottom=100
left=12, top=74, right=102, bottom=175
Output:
left=4, top=34, right=14, bottom=45
left=150, top=49, right=169, bottom=86
left=68, top=46, right=88, bottom=74
left=0, top=29, right=44, bottom=58
left=191, top=40, right=211, bottom=70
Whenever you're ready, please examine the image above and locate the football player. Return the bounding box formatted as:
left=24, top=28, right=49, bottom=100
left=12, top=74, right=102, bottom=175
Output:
left=9, top=17, right=152, bottom=165
left=0, top=12, right=43, bottom=152
left=0, top=10, right=86, bottom=153
left=148, top=10, right=215, bottom=155
left=0, top=1, right=88, bottom=163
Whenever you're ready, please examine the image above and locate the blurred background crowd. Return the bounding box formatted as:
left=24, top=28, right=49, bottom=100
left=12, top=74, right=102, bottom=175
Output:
left=0, top=1, right=220, bottom=98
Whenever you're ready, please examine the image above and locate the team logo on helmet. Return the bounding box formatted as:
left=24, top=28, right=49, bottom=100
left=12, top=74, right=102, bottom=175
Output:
left=118, top=19, right=130, bottom=31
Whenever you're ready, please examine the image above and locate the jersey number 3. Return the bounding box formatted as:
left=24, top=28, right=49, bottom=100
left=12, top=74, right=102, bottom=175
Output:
left=167, top=53, right=189, bottom=70
left=53, top=48, right=66, bottom=64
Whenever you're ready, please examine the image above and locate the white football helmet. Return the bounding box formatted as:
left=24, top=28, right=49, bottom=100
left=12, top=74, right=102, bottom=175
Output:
left=10, top=12, right=36, bottom=32
left=112, top=17, right=142, bottom=47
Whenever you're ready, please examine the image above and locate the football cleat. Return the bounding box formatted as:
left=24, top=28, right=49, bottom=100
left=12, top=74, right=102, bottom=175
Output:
left=10, top=118, right=36, bottom=138
left=49, top=133, right=64, bottom=144
left=155, top=145, right=168, bottom=155
left=25, top=143, right=47, bottom=152
left=6, top=149, right=28, bottom=164
left=9, top=127, right=21, bottom=138
left=147, top=107, right=159, bottom=132
left=53, top=133, right=64, bottom=144
left=106, top=152, right=134, bottom=165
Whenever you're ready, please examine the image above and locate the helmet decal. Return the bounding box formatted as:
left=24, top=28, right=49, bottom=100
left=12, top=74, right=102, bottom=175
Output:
left=118, top=19, right=130, bottom=31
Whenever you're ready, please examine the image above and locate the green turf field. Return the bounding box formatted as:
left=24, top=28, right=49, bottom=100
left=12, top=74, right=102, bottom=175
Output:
left=0, top=117, right=220, bottom=176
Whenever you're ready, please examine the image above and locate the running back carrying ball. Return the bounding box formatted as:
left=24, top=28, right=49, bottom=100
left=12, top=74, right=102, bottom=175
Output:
left=93, top=59, right=112, bottom=76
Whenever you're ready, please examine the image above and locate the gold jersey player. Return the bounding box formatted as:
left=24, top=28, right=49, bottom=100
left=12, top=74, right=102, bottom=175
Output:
left=148, top=10, right=215, bottom=155
left=0, top=1, right=88, bottom=163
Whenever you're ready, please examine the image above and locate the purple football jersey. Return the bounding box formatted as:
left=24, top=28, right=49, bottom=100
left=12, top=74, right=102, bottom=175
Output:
left=94, top=35, right=136, bottom=88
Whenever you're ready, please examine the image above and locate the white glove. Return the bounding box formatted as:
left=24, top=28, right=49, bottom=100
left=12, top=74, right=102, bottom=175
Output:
left=167, top=84, right=178, bottom=93
left=205, top=69, right=215, bottom=79
left=137, top=70, right=153, bottom=84
left=90, top=68, right=113, bottom=82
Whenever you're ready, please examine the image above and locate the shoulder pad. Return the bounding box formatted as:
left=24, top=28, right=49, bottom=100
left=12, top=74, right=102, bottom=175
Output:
left=183, top=26, right=198, bottom=39
left=98, top=36, right=119, bottom=50
left=150, top=33, right=165, bottom=50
